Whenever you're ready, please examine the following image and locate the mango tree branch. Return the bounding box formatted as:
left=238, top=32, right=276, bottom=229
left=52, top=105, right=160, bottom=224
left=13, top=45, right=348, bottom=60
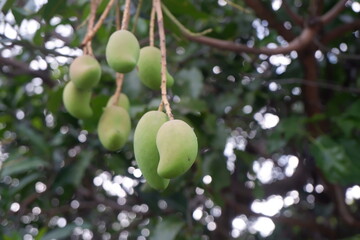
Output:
left=243, top=0, right=296, bottom=42
left=321, top=20, right=360, bottom=44
left=320, top=0, right=348, bottom=24
left=282, top=0, right=304, bottom=26
left=186, top=27, right=316, bottom=55
left=154, top=0, right=173, bottom=120
left=81, top=0, right=116, bottom=47
left=132, top=0, right=143, bottom=33
left=121, top=0, right=131, bottom=30
left=150, top=1, right=156, bottom=47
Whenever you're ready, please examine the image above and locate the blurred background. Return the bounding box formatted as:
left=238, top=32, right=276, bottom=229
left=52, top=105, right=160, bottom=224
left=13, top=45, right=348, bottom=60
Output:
left=1, top=0, right=360, bottom=239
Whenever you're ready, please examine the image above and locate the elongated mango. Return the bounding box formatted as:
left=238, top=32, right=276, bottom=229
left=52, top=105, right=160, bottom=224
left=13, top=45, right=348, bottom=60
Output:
left=106, top=30, right=140, bottom=73
left=106, top=93, right=130, bottom=110
left=63, top=81, right=93, bottom=119
left=137, top=46, right=174, bottom=90
left=98, top=106, right=131, bottom=151
left=156, top=120, right=198, bottom=179
left=69, top=55, right=101, bottom=90
left=134, top=111, right=169, bottom=191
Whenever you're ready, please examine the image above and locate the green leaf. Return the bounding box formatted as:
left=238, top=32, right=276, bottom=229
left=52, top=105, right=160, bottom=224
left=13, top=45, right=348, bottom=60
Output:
left=41, top=0, right=67, bottom=22
left=41, top=224, right=77, bottom=240
left=53, top=151, right=93, bottom=187
left=203, top=153, right=230, bottom=191
left=9, top=172, right=41, bottom=194
left=34, top=227, right=48, bottom=240
left=16, top=124, right=50, bottom=156
left=150, top=216, right=185, bottom=240
left=174, top=67, right=204, bottom=98
left=310, top=136, right=358, bottom=184
left=0, top=157, right=48, bottom=178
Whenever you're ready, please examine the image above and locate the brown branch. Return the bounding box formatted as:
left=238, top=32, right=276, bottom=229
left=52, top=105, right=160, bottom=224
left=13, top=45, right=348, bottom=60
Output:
left=333, top=184, right=360, bottom=228
left=132, top=0, right=143, bottom=33
left=243, top=0, right=296, bottom=42
left=154, top=0, right=173, bottom=120
left=321, top=20, right=360, bottom=44
left=282, top=0, right=304, bottom=26
left=149, top=2, right=156, bottom=47
left=186, top=27, right=316, bottom=55
left=320, top=0, right=348, bottom=24
left=112, top=73, right=124, bottom=106
left=121, top=0, right=131, bottom=30
left=81, top=0, right=116, bottom=47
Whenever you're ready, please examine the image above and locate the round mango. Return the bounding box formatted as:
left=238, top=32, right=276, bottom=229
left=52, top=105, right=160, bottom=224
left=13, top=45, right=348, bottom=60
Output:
left=97, top=106, right=131, bottom=151
left=137, top=46, right=174, bottom=90
left=106, top=93, right=130, bottom=111
left=106, top=30, right=140, bottom=73
left=69, top=55, right=101, bottom=90
left=134, top=111, right=170, bottom=191
left=156, top=120, right=198, bottom=179
left=62, top=81, right=93, bottom=119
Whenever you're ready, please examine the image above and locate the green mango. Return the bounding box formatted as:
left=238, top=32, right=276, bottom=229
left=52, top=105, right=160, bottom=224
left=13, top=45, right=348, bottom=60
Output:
left=156, top=120, right=198, bottom=179
left=137, top=46, right=174, bottom=90
left=106, top=93, right=130, bottom=110
left=134, top=111, right=170, bottom=191
left=62, top=81, right=92, bottom=119
left=106, top=30, right=140, bottom=73
left=98, top=106, right=131, bottom=151
left=69, top=55, right=101, bottom=90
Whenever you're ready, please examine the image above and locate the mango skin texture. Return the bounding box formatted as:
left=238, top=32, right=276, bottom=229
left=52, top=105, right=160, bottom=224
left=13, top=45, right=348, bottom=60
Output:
left=156, top=120, right=198, bottom=179
left=98, top=106, right=131, bottom=151
left=134, top=111, right=170, bottom=191
left=106, top=30, right=140, bottom=73
left=137, top=46, right=174, bottom=90
left=106, top=93, right=130, bottom=110
left=63, top=81, right=93, bottom=119
left=69, top=55, right=101, bottom=90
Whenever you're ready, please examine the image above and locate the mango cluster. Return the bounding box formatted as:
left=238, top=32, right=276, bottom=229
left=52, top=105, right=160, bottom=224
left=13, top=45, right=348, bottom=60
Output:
left=134, top=111, right=198, bottom=191
left=63, top=55, right=101, bottom=119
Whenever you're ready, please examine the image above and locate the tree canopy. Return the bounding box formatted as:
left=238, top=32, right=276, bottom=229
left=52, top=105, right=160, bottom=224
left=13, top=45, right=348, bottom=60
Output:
left=1, top=0, right=360, bottom=239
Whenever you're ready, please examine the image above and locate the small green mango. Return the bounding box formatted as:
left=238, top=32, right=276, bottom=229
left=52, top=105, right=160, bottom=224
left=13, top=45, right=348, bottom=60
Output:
left=98, top=106, right=131, bottom=151
left=106, top=93, right=130, bottom=110
left=106, top=30, right=140, bottom=73
left=63, top=81, right=93, bottom=119
left=156, top=120, right=198, bottom=179
left=134, top=111, right=170, bottom=191
left=137, top=46, right=174, bottom=90
left=69, top=55, right=101, bottom=90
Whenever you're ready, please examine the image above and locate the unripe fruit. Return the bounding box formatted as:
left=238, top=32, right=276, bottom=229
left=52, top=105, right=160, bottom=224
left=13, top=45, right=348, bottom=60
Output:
left=137, top=46, right=174, bottom=90
left=98, top=106, right=131, bottom=151
left=69, top=55, right=101, bottom=90
left=63, top=81, right=93, bottom=119
left=106, top=30, right=140, bottom=73
left=106, top=93, right=130, bottom=111
left=156, top=120, right=198, bottom=179
left=134, top=111, right=170, bottom=191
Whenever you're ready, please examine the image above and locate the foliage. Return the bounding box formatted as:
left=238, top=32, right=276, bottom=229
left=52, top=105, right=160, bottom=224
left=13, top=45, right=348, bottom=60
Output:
left=1, top=0, right=360, bottom=239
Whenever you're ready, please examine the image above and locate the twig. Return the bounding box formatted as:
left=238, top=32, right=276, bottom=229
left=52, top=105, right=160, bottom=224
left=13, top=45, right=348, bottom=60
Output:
left=112, top=73, right=125, bottom=106
left=224, top=0, right=251, bottom=13
left=132, top=0, right=143, bottom=33
left=154, top=0, right=173, bottom=120
left=83, top=0, right=99, bottom=55
left=161, top=4, right=212, bottom=37
left=121, top=0, right=132, bottom=30
left=186, top=27, right=316, bottom=55
left=115, top=0, right=121, bottom=30
left=321, top=20, right=360, bottom=44
left=321, top=0, right=348, bottom=24
left=149, top=1, right=156, bottom=47
left=282, top=0, right=303, bottom=26
left=81, top=0, right=116, bottom=47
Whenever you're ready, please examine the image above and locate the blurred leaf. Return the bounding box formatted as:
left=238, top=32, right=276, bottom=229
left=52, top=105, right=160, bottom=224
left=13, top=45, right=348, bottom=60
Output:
left=16, top=124, right=50, bottom=156
left=174, top=67, right=204, bottom=98
left=34, top=227, right=48, bottom=240
left=41, top=0, right=67, bottom=22
left=0, top=157, right=48, bottom=178
left=150, top=216, right=185, bottom=240
left=53, top=151, right=93, bottom=188
left=47, top=87, right=63, bottom=114
left=310, top=136, right=360, bottom=184
left=9, top=172, right=41, bottom=194
left=42, top=224, right=82, bottom=240
left=203, top=153, right=230, bottom=191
